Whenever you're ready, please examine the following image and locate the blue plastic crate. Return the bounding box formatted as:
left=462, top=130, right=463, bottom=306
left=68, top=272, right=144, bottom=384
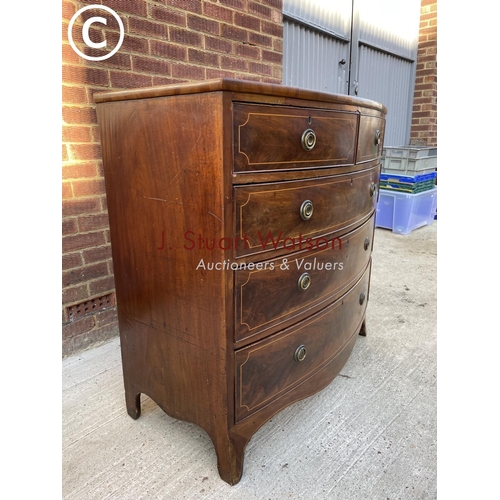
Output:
left=380, top=171, right=437, bottom=183
left=376, top=187, right=437, bottom=235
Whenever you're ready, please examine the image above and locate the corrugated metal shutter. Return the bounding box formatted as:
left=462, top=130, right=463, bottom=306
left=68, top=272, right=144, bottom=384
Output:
left=354, top=0, right=420, bottom=145
left=283, top=0, right=421, bottom=146
left=283, top=0, right=352, bottom=94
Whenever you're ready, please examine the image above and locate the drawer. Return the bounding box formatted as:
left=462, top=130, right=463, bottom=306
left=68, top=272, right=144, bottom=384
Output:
left=233, top=103, right=358, bottom=172
left=357, top=115, right=385, bottom=163
left=235, top=263, right=371, bottom=422
left=234, top=166, right=379, bottom=258
left=235, top=214, right=375, bottom=343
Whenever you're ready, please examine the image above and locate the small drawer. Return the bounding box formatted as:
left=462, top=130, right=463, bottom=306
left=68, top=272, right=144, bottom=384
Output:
left=234, top=263, right=371, bottom=422
left=357, top=115, right=385, bottom=163
left=233, top=103, right=358, bottom=172
left=234, top=166, right=380, bottom=258
left=235, top=215, right=375, bottom=343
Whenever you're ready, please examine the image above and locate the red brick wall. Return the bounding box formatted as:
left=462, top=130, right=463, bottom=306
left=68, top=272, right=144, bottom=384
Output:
left=62, top=0, right=284, bottom=356
left=410, top=0, right=437, bottom=146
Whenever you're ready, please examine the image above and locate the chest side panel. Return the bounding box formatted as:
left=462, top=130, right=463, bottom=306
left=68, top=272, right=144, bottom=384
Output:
left=97, top=92, right=231, bottom=430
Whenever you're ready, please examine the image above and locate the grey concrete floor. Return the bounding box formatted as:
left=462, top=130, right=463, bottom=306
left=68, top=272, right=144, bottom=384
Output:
left=62, top=222, right=437, bottom=500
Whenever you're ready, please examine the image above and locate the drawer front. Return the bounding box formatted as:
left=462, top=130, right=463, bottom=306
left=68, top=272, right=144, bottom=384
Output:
left=235, top=263, right=370, bottom=422
left=233, top=103, right=358, bottom=172
left=234, top=166, right=379, bottom=258
left=235, top=214, right=375, bottom=343
left=357, top=115, right=385, bottom=163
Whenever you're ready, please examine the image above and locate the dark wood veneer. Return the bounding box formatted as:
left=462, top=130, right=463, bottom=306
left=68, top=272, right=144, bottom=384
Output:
left=94, top=79, right=386, bottom=485
left=234, top=166, right=379, bottom=258
left=235, top=263, right=371, bottom=422
left=234, top=103, right=357, bottom=171
left=235, top=214, right=375, bottom=344
left=357, top=115, right=386, bottom=163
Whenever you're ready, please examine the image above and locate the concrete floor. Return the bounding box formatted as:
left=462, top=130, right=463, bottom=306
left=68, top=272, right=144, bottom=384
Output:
left=62, top=222, right=437, bottom=500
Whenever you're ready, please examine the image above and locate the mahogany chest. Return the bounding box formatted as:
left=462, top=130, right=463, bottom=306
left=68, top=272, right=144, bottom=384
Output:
left=94, top=79, right=386, bottom=485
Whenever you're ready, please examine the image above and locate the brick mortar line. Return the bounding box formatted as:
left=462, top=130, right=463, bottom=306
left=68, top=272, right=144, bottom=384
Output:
left=63, top=262, right=114, bottom=274
left=63, top=62, right=281, bottom=77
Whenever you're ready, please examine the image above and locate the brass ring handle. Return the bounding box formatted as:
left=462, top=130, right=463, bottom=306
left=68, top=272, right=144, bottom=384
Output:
left=298, top=273, right=311, bottom=291
left=301, top=129, right=316, bottom=151
left=375, top=129, right=381, bottom=146
left=294, top=345, right=307, bottom=362
left=300, top=200, right=314, bottom=220
left=370, top=182, right=377, bottom=198
left=359, top=292, right=366, bottom=305
left=364, top=237, right=370, bottom=251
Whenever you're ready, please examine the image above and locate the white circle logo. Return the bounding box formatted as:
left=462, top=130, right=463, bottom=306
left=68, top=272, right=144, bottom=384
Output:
left=68, top=5, right=124, bottom=61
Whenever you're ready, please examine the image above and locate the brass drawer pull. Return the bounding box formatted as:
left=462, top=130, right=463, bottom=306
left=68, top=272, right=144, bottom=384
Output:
left=375, top=129, right=381, bottom=145
left=301, top=129, right=317, bottom=151
left=364, top=237, right=370, bottom=250
left=294, top=345, right=307, bottom=362
left=359, top=292, right=366, bottom=305
left=370, top=182, right=377, bottom=198
left=298, top=273, right=311, bottom=291
left=300, top=200, right=314, bottom=220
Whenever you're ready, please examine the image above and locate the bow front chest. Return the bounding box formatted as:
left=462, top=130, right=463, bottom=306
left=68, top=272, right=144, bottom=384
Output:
left=95, top=79, right=386, bottom=485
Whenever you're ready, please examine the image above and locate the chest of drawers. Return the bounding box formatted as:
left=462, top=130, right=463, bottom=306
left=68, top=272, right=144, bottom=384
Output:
left=94, top=79, right=386, bottom=485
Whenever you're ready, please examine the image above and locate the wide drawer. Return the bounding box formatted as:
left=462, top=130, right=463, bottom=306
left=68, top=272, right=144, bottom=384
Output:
left=233, top=103, right=358, bottom=172
left=234, top=262, right=370, bottom=422
left=234, top=166, right=379, bottom=258
left=235, top=214, right=375, bottom=343
left=357, top=114, right=385, bottom=164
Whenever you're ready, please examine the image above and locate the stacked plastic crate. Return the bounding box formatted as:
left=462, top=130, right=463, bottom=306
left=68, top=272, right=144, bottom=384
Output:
left=376, top=147, right=437, bottom=235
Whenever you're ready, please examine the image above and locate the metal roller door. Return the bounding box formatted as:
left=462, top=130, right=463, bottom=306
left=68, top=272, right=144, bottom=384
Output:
left=283, top=0, right=421, bottom=146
